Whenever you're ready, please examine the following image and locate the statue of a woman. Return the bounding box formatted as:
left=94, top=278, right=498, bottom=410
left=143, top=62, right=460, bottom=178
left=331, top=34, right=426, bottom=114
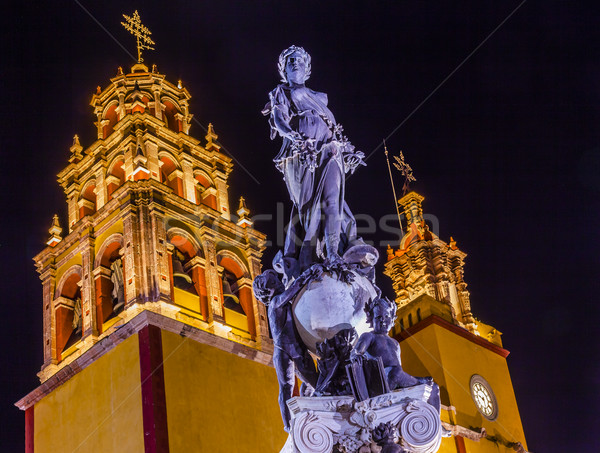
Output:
left=263, top=46, right=365, bottom=275
left=110, top=258, right=125, bottom=312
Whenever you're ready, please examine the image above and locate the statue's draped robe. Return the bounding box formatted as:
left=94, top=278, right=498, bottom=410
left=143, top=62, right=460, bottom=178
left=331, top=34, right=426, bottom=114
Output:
left=264, top=84, right=359, bottom=272
left=110, top=258, right=125, bottom=306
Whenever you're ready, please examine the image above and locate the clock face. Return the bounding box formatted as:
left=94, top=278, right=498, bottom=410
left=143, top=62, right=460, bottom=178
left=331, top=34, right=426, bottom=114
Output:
left=470, top=375, right=498, bottom=420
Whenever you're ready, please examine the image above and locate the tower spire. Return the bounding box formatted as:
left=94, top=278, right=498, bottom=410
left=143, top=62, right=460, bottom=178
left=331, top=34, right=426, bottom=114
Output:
left=46, top=214, right=63, bottom=247
left=205, top=123, right=221, bottom=151
left=69, top=134, right=83, bottom=164
left=236, top=196, right=253, bottom=228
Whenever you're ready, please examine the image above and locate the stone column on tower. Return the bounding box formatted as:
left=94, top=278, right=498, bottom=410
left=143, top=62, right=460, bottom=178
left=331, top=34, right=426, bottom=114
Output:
left=121, top=202, right=140, bottom=305
left=79, top=229, right=97, bottom=339
left=181, top=154, right=197, bottom=204
left=39, top=264, right=57, bottom=368
left=152, top=84, right=163, bottom=121
left=202, top=236, right=225, bottom=324
left=94, top=166, right=108, bottom=210
left=149, top=206, right=172, bottom=302
left=144, top=138, right=160, bottom=182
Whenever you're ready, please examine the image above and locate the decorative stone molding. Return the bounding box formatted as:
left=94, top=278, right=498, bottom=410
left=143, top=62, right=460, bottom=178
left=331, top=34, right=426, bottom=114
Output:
left=283, top=384, right=441, bottom=453
left=17, top=308, right=271, bottom=407
left=440, top=422, right=486, bottom=441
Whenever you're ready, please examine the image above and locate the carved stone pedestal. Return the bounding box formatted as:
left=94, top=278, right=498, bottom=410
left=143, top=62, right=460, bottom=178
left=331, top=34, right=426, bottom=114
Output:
left=281, top=384, right=441, bottom=453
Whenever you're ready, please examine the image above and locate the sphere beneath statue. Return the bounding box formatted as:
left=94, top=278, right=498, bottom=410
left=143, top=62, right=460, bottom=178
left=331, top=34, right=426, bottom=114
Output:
left=291, top=271, right=377, bottom=355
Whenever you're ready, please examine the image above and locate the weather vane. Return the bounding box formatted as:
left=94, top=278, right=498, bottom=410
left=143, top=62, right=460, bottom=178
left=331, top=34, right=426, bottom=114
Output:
left=392, top=149, right=416, bottom=196
left=384, top=140, right=417, bottom=235
left=121, top=10, right=155, bottom=64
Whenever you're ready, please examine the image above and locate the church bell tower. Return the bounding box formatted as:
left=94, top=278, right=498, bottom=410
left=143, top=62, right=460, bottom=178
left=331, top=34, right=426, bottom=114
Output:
left=385, top=191, right=528, bottom=453
left=16, top=61, right=287, bottom=452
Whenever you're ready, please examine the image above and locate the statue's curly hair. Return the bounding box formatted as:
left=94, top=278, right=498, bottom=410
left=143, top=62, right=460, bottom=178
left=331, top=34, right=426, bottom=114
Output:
left=365, top=297, right=397, bottom=327
left=278, top=45, right=312, bottom=83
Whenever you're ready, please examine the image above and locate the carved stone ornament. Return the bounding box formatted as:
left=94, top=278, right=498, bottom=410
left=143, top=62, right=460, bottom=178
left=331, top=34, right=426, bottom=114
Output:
left=281, top=384, right=442, bottom=453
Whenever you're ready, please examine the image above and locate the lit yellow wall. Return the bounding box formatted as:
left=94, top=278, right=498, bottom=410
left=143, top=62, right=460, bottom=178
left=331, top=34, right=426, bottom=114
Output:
left=224, top=307, right=251, bottom=340
left=475, top=320, right=503, bottom=348
left=34, top=335, right=144, bottom=452
left=161, top=330, right=287, bottom=452
left=94, top=216, right=123, bottom=256
left=437, top=437, right=460, bottom=452
left=55, top=252, right=83, bottom=284
left=400, top=323, right=527, bottom=452
left=174, top=287, right=201, bottom=313
left=394, top=295, right=453, bottom=336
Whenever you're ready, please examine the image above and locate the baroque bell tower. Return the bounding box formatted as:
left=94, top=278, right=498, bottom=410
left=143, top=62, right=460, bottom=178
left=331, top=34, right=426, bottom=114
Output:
left=16, top=60, right=287, bottom=452
left=384, top=191, right=528, bottom=453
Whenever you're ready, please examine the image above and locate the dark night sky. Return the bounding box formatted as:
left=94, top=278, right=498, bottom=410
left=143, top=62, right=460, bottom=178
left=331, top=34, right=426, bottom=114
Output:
left=1, top=1, right=599, bottom=451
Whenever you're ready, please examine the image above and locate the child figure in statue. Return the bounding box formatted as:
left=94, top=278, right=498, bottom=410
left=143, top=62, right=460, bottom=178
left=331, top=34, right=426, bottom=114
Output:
left=263, top=45, right=365, bottom=275
left=253, top=270, right=319, bottom=432
left=353, top=297, right=440, bottom=411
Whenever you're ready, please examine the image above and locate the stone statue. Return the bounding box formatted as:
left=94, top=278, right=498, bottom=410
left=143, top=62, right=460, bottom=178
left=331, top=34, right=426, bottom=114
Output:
left=352, top=297, right=440, bottom=411
left=260, top=47, right=443, bottom=453
left=72, top=297, right=82, bottom=335
left=253, top=270, right=319, bottom=432
left=110, top=258, right=125, bottom=312
left=263, top=45, right=366, bottom=274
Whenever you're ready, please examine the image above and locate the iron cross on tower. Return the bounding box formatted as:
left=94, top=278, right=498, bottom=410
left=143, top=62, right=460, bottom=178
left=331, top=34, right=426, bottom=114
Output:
left=121, top=10, right=155, bottom=64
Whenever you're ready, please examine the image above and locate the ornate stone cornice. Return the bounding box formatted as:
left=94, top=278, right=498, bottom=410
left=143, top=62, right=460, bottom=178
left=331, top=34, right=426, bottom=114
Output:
left=15, top=309, right=272, bottom=411
left=395, top=315, right=509, bottom=358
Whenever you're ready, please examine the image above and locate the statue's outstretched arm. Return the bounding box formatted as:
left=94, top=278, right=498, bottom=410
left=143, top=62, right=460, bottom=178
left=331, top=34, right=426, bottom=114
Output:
left=271, top=275, right=306, bottom=310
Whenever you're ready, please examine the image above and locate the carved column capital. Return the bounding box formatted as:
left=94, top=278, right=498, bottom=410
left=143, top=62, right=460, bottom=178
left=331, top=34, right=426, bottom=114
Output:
left=287, top=385, right=442, bottom=453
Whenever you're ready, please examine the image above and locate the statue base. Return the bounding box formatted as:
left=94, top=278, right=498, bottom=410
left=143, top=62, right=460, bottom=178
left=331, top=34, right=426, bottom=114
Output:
left=280, top=384, right=442, bottom=453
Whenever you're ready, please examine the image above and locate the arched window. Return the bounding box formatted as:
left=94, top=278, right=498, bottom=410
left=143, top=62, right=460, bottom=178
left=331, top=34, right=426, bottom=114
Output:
left=194, top=172, right=217, bottom=210
left=55, top=268, right=83, bottom=359
left=218, top=251, right=255, bottom=340
left=79, top=181, right=97, bottom=217
left=94, top=236, right=125, bottom=333
left=107, top=158, right=125, bottom=199
left=103, top=103, right=119, bottom=138
left=399, top=319, right=404, bottom=331
left=222, top=270, right=242, bottom=313
left=159, top=155, right=184, bottom=197
left=417, top=308, right=422, bottom=323
left=163, top=99, right=182, bottom=132
left=167, top=230, right=208, bottom=320
left=172, top=248, right=196, bottom=294
left=408, top=313, right=413, bottom=327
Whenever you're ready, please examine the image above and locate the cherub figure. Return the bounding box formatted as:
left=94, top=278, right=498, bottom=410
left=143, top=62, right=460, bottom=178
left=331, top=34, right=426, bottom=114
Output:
left=353, top=297, right=440, bottom=410
left=253, top=270, right=319, bottom=431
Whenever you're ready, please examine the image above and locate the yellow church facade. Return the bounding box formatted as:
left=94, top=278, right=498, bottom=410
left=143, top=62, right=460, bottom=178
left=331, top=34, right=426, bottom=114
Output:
left=16, top=61, right=527, bottom=452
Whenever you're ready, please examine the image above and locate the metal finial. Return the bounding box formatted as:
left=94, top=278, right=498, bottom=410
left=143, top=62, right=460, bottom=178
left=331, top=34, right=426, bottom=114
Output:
left=121, top=10, right=155, bottom=64
left=384, top=140, right=404, bottom=236
left=392, top=150, right=416, bottom=196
